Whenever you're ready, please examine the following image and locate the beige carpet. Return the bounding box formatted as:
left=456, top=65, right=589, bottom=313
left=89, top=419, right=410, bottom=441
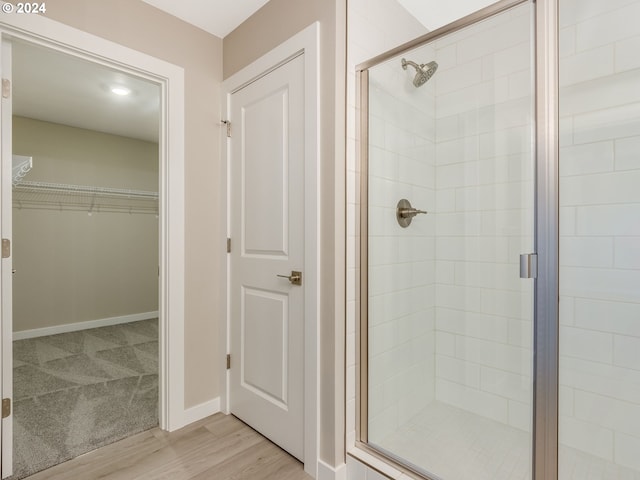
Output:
left=10, top=319, right=158, bottom=479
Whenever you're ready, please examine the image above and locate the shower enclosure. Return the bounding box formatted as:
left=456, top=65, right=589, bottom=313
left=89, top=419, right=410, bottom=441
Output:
left=356, top=0, right=640, bottom=479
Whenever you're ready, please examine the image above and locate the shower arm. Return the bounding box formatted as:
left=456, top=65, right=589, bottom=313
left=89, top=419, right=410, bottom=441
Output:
left=401, top=58, right=423, bottom=71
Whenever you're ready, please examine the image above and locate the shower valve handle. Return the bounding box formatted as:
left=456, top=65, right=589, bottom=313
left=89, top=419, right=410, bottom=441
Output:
left=398, top=207, right=428, bottom=218
left=396, top=199, right=427, bottom=228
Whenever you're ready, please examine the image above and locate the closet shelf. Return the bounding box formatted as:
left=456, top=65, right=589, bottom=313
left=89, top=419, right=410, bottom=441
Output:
left=13, top=181, right=158, bottom=215
left=13, top=180, right=158, bottom=200
left=12, top=155, right=33, bottom=185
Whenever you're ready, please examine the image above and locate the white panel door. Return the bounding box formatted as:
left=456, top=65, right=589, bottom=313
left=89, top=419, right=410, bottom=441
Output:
left=229, top=54, right=305, bottom=461
left=0, top=39, right=13, bottom=478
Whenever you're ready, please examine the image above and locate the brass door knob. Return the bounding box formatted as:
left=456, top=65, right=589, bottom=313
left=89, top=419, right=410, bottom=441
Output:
left=276, top=271, right=302, bottom=286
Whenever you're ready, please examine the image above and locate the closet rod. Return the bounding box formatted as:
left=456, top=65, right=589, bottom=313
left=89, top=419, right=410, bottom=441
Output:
left=14, top=180, right=158, bottom=199
left=13, top=203, right=158, bottom=215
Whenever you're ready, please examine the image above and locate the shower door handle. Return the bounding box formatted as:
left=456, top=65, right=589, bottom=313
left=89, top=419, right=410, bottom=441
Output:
left=520, top=253, right=538, bottom=279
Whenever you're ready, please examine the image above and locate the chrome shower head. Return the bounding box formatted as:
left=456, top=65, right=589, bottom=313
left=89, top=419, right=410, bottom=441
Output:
left=401, top=58, right=438, bottom=87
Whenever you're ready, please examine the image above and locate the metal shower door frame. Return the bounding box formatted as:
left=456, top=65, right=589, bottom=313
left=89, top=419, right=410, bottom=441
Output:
left=355, top=0, right=561, bottom=479
left=533, top=0, right=560, bottom=479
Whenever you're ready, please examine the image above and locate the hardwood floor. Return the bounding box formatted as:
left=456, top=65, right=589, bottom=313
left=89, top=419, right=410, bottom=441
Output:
left=24, top=413, right=313, bottom=480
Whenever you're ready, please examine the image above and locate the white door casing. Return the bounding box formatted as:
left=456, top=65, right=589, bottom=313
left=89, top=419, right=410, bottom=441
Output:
left=229, top=53, right=305, bottom=460
left=0, top=39, right=13, bottom=478
left=221, top=22, right=319, bottom=477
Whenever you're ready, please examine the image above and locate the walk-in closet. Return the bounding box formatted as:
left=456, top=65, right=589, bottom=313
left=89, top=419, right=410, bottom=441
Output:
left=10, top=40, right=160, bottom=479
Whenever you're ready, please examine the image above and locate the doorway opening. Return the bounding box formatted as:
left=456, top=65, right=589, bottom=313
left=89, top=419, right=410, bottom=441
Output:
left=0, top=15, right=186, bottom=478
left=10, top=39, right=161, bottom=478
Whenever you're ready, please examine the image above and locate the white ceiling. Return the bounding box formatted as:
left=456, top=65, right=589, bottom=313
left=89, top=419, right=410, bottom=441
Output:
left=13, top=40, right=160, bottom=143
left=140, top=0, right=498, bottom=40
left=10, top=2, right=273, bottom=144
left=140, top=0, right=271, bottom=38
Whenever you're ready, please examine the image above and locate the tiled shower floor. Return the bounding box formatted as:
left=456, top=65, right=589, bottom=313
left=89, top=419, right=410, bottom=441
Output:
left=373, top=402, right=640, bottom=480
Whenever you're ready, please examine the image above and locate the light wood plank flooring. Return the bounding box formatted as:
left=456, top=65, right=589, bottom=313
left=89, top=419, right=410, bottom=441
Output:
left=24, top=413, right=313, bottom=480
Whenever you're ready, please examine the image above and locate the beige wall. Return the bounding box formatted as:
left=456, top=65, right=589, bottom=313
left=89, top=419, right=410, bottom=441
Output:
left=13, top=116, right=158, bottom=332
left=37, top=0, right=347, bottom=460
left=224, top=0, right=347, bottom=466
left=43, top=0, right=223, bottom=408
left=13, top=117, right=159, bottom=190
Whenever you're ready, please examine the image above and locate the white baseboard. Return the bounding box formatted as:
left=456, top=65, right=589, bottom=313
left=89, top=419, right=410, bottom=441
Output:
left=318, top=460, right=347, bottom=480
left=13, top=311, right=159, bottom=341
left=182, top=397, right=221, bottom=427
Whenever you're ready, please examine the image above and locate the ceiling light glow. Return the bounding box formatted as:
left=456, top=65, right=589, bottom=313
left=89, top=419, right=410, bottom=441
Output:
left=111, top=86, right=131, bottom=96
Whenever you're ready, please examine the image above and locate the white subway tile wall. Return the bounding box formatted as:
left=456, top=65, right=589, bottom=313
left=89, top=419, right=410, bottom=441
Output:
left=346, top=0, right=428, bottom=458
left=559, top=0, right=640, bottom=475
left=366, top=6, right=536, bottom=447
left=431, top=2, right=534, bottom=432
left=366, top=31, right=437, bottom=444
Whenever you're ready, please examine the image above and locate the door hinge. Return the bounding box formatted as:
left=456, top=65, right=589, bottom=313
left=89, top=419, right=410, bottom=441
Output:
left=222, top=120, right=231, bottom=138
left=2, top=398, right=10, bottom=419
left=1, top=238, right=10, bottom=258
left=226, top=354, right=231, bottom=370
left=2, top=79, right=10, bottom=99
left=226, top=238, right=231, bottom=253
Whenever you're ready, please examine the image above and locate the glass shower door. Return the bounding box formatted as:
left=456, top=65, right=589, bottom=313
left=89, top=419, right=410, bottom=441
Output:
left=361, top=2, right=535, bottom=479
